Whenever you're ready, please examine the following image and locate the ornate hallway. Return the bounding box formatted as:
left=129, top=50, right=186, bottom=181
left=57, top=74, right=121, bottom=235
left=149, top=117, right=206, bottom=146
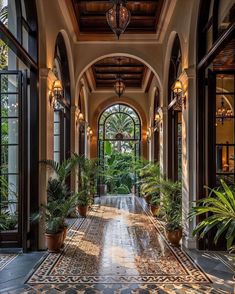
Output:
left=1, top=196, right=233, bottom=293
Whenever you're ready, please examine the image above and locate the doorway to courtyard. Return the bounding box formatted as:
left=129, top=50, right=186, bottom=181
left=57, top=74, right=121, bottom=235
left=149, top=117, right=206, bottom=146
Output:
left=98, top=104, right=141, bottom=196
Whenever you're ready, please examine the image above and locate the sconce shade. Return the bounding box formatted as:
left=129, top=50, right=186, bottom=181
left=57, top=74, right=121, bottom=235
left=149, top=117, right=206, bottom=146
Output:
left=51, top=79, right=63, bottom=110
left=155, top=113, right=161, bottom=122
left=172, top=80, right=183, bottom=93
left=79, top=112, right=84, bottom=121
left=106, top=0, right=131, bottom=39
left=53, top=79, right=63, bottom=91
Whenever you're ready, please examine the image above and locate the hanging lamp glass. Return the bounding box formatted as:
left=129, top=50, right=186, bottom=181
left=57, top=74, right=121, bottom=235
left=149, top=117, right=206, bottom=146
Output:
left=114, top=75, right=125, bottom=97
left=106, top=0, right=131, bottom=39
left=216, top=76, right=233, bottom=124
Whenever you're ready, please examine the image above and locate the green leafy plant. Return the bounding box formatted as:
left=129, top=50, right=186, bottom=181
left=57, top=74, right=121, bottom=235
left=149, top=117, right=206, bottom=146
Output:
left=41, top=156, right=77, bottom=184
left=0, top=174, right=18, bottom=231
left=189, top=179, right=235, bottom=250
left=76, top=192, right=92, bottom=207
left=136, top=160, right=162, bottom=199
left=47, top=178, right=70, bottom=202
left=0, top=212, right=17, bottom=231
left=150, top=193, right=161, bottom=206
left=74, top=154, right=100, bottom=198
left=162, top=180, right=182, bottom=231
left=117, top=184, right=130, bottom=194
left=102, top=152, right=136, bottom=194
left=32, top=194, right=77, bottom=234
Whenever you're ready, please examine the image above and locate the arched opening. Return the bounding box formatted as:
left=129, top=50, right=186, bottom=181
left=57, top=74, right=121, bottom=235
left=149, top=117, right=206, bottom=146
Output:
left=98, top=104, right=141, bottom=195
left=167, top=34, right=182, bottom=181
left=53, top=33, right=71, bottom=163
left=153, top=88, right=160, bottom=162
left=78, top=87, right=86, bottom=157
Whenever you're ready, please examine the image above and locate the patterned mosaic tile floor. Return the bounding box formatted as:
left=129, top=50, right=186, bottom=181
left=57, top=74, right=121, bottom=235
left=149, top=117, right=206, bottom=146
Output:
left=27, top=196, right=210, bottom=285
left=0, top=254, right=18, bottom=271
left=2, top=196, right=234, bottom=293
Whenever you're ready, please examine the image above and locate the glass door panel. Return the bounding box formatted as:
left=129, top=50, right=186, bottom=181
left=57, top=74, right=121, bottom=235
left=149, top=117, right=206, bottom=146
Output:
left=215, top=73, right=235, bottom=184
left=0, top=71, right=21, bottom=241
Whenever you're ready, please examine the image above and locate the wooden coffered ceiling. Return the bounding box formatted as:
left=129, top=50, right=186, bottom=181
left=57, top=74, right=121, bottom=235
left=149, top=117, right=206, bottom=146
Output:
left=70, top=0, right=165, bottom=36
left=213, top=38, right=235, bottom=70
left=84, top=56, right=153, bottom=91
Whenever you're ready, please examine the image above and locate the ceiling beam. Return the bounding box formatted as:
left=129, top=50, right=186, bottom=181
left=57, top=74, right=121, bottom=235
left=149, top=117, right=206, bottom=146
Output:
left=94, top=64, right=144, bottom=68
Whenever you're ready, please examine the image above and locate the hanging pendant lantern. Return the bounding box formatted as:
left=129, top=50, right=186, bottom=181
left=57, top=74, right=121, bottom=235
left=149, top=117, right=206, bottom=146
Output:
left=106, top=0, right=131, bottom=39
left=114, top=75, right=125, bottom=97
left=216, top=76, right=233, bottom=125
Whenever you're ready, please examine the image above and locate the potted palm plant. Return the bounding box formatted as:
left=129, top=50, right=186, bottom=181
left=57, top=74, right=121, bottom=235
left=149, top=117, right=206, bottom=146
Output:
left=76, top=192, right=91, bottom=217
left=162, top=180, right=182, bottom=245
left=189, top=179, right=235, bottom=250
left=149, top=192, right=161, bottom=216
left=74, top=154, right=99, bottom=215
left=137, top=161, right=161, bottom=205
left=33, top=203, right=64, bottom=253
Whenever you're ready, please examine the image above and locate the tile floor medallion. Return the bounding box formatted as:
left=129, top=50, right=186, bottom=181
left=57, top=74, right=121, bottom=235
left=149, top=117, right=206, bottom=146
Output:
left=27, top=196, right=211, bottom=286
left=0, top=254, right=18, bottom=271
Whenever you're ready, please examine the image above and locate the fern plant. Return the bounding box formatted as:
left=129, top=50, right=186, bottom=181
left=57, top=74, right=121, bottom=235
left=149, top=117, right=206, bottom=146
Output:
left=189, top=179, right=235, bottom=250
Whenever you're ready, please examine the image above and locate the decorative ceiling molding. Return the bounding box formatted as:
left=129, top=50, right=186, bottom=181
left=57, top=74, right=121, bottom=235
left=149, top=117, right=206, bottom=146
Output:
left=69, top=0, right=170, bottom=42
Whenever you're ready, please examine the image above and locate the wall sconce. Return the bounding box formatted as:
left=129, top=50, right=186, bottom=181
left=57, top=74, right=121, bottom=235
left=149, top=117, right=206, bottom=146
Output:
left=154, top=107, right=163, bottom=131
left=50, top=79, right=63, bottom=110
left=78, top=112, right=84, bottom=122
left=87, top=126, right=93, bottom=137
left=172, top=79, right=186, bottom=109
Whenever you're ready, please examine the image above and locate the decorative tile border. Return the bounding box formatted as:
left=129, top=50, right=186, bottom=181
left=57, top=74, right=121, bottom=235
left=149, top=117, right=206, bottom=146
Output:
left=0, top=254, right=18, bottom=271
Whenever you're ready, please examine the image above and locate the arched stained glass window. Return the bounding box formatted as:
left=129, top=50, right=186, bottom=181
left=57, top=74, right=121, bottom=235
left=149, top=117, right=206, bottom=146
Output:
left=99, top=104, right=141, bottom=143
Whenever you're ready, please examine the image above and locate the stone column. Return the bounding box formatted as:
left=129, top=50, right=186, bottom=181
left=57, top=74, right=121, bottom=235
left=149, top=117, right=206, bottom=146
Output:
left=70, top=105, right=78, bottom=192
left=160, top=106, right=168, bottom=176
left=38, top=68, right=55, bottom=249
left=180, top=67, right=197, bottom=249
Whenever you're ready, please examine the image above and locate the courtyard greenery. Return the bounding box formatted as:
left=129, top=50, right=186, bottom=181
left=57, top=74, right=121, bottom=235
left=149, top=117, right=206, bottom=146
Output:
left=189, top=179, right=235, bottom=250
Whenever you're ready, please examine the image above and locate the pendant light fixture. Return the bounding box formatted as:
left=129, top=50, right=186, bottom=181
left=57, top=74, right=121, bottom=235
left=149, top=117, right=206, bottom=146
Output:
left=216, top=76, right=233, bottom=125
left=114, top=76, right=125, bottom=97
left=106, top=0, right=131, bottom=39
left=114, top=58, right=125, bottom=97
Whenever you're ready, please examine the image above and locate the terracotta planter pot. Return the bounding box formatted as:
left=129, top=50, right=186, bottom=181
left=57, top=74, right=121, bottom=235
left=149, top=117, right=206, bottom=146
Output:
left=145, top=195, right=152, bottom=205
left=150, top=205, right=160, bottom=216
left=165, top=229, right=182, bottom=246
left=45, top=231, right=62, bottom=253
left=61, top=227, right=67, bottom=248
left=78, top=205, right=88, bottom=217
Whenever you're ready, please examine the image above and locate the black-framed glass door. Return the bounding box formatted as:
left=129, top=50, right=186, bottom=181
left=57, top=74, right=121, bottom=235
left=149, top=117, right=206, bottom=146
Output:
left=0, top=70, right=27, bottom=248
left=208, top=71, right=235, bottom=186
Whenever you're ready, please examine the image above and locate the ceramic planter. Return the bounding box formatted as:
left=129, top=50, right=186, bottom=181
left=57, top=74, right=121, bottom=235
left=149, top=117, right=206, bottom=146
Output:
left=165, top=228, right=182, bottom=246
left=45, top=231, right=62, bottom=253
left=60, top=226, right=67, bottom=248
left=78, top=205, right=88, bottom=217
left=145, top=195, right=152, bottom=205
left=150, top=205, right=160, bottom=216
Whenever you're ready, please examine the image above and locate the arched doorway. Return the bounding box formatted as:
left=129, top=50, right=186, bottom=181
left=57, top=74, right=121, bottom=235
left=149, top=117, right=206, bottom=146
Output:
left=98, top=104, right=141, bottom=195
left=53, top=33, right=71, bottom=164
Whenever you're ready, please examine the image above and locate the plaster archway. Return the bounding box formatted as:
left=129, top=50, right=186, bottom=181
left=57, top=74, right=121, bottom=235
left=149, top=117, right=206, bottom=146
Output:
left=75, top=52, right=163, bottom=107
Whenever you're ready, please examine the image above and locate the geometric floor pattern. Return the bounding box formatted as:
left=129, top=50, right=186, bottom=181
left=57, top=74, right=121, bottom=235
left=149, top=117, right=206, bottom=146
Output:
left=0, top=254, right=18, bottom=271
left=27, top=195, right=211, bottom=286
